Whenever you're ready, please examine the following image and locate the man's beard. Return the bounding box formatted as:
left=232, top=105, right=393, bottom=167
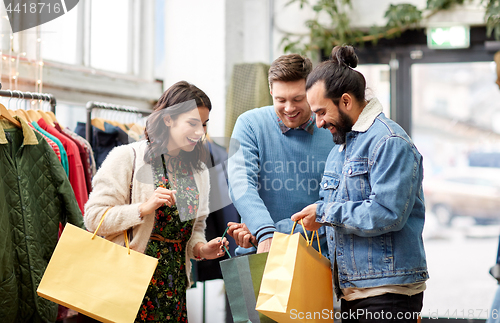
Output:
left=324, top=107, right=353, bottom=145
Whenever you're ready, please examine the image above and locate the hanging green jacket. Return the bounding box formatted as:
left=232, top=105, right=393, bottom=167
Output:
left=0, top=117, right=84, bottom=323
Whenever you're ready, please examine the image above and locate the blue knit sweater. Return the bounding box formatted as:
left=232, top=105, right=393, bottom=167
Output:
left=228, top=105, right=334, bottom=244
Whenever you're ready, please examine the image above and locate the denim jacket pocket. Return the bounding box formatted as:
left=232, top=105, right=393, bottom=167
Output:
left=343, top=160, right=371, bottom=201
left=320, top=173, right=340, bottom=201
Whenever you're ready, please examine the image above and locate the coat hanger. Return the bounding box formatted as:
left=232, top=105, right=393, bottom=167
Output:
left=28, top=92, right=54, bottom=126
left=38, top=109, right=54, bottom=125
left=107, top=119, right=129, bottom=132
left=16, top=92, right=40, bottom=124
left=26, top=100, right=43, bottom=123
left=18, top=94, right=34, bottom=123
left=7, top=109, right=16, bottom=118
left=47, top=111, right=57, bottom=123
left=16, top=108, right=31, bottom=122
left=1, top=91, right=22, bottom=128
left=91, top=117, right=106, bottom=131
left=13, top=92, right=29, bottom=123
left=102, top=108, right=121, bottom=130
left=40, top=94, right=58, bottom=125
left=90, top=107, right=106, bottom=131
left=0, top=103, right=21, bottom=128
left=46, top=96, right=58, bottom=125
left=18, top=91, right=38, bottom=123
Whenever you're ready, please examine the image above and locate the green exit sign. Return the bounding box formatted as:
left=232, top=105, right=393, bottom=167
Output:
left=427, top=26, right=470, bottom=49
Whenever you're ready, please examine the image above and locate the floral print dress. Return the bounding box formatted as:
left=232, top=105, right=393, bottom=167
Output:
left=136, top=155, right=199, bottom=322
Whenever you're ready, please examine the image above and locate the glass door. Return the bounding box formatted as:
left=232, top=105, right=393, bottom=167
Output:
left=412, top=61, right=500, bottom=318
left=356, top=64, right=391, bottom=117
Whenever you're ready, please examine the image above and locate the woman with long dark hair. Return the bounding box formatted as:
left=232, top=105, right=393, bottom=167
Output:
left=84, top=81, right=228, bottom=322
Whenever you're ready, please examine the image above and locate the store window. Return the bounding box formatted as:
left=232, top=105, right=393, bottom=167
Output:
left=39, top=0, right=133, bottom=74
left=41, top=5, right=78, bottom=65
left=412, top=61, right=500, bottom=318
left=154, top=0, right=165, bottom=80
left=356, top=64, right=391, bottom=117
left=90, top=0, right=130, bottom=74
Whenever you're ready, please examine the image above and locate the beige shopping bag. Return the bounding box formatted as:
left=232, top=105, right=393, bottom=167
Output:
left=256, top=223, right=334, bottom=322
left=37, top=210, right=158, bottom=323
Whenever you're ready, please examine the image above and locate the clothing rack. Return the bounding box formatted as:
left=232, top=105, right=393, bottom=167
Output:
left=0, top=89, right=57, bottom=113
left=86, top=101, right=152, bottom=144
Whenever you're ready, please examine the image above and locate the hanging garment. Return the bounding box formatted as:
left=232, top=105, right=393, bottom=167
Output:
left=0, top=117, right=84, bottom=323
left=26, top=122, right=61, bottom=162
left=62, top=128, right=94, bottom=193
left=54, top=123, right=93, bottom=195
left=32, top=121, right=69, bottom=176
left=37, top=118, right=88, bottom=213
left=72, top=124, right=98, bottom=178
left=74, top=122, right=129, bottom=170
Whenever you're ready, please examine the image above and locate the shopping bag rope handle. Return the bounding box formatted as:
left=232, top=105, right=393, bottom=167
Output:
left=221, top=224, right=259, bottom=258
left=124, top=231, right=130, bottom=255
left=221, top=226, right=232, bottom=258
left=315, top=231, right=321, bottom=258
left=92, top=207, right=131, bottom=255
left=291, top=219, right=310, bottom=245
left=291, top=220, right=322, bottom=258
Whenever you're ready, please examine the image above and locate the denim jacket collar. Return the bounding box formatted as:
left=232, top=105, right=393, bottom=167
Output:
left=351, top=98, right=383, bottom=133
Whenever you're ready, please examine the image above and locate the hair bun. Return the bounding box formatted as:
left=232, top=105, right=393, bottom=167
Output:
left=330, top=45, right=358, bottom=69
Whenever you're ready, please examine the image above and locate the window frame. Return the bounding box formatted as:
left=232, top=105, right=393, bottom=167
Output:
left=2, top=0, right=161, bottom=108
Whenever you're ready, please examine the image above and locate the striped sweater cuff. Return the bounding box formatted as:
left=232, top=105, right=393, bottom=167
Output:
left=256, top=225, right=276, bottom=243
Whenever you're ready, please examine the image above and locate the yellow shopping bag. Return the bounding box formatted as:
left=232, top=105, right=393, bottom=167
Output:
left=37, top=210, right=158, bottom=323
left=256, top=222, right=333, bottom=322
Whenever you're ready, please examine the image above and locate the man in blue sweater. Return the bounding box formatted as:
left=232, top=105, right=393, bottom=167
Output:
left=227, top=54, right=334, bottom=254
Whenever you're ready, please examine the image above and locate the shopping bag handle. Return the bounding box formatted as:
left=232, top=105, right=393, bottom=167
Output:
left=91, top=208, right=131, bottom=255
left=220, top=224, right=259, bottom=259
left=291, top=220, right=322, bottom=258
left=221, top=226, right=232, bottom=258
left=291, top=219, right=310, bottom=245
left=312, top=230, right=322, bottom=258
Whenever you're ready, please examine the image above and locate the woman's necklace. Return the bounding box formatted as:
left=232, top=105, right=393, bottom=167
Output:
left=162, top=153, right=180, bottom=190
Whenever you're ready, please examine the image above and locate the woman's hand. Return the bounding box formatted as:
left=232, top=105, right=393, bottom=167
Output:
left=139, top=187, right=177, bottom=217
left=195, top=237, right=229, bottom=260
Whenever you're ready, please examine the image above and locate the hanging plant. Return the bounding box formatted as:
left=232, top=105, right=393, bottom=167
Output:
left=484, top=0, right=500, bottom=39
left=280, top=0, right=500, bottom=57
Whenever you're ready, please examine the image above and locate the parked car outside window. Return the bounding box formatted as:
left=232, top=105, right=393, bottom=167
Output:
left=423, top=167, right=500, bottom=225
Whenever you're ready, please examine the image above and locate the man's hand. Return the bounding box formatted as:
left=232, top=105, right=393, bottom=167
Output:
left=257, top=237, right=272, bottom=254
left=291, top=204, right=322, bottom=231
left=227, top=222, right=257, bottom=249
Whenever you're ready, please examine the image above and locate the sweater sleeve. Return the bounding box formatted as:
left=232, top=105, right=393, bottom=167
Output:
left=84, top=144, right=145, bottom=236
left=187, top=164, right=209, bottom=259
left=227, top=114, right=276, bottom=243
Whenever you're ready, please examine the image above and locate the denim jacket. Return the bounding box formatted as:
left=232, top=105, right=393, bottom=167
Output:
left=315, top=98, right=428, bottom=296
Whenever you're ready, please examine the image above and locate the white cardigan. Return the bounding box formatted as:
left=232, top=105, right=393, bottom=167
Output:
left=84, top=140, right=209, bottom=286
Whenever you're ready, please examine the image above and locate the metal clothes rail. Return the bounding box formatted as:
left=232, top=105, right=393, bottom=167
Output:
left=85, top=101, right=151, bottom=144
left=0, top=89, right=57, bottom=113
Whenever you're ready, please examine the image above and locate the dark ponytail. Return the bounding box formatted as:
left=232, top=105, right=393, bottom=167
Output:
left=306, top=45, right=366, bottom=105
left=330, top=45, right=358, bottom=69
